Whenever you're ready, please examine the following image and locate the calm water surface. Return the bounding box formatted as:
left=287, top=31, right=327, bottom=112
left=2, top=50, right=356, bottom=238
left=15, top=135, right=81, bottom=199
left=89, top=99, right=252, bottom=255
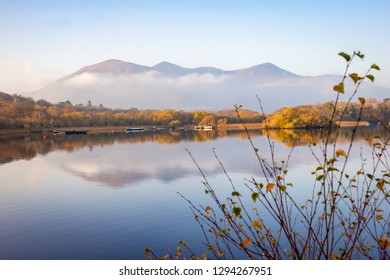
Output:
left=0, top=127, right=387, bottom=259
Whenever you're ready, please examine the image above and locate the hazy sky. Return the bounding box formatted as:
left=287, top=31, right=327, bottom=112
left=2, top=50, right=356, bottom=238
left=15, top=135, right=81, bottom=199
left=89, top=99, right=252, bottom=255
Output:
left=1, top=0, right=389, bottom=93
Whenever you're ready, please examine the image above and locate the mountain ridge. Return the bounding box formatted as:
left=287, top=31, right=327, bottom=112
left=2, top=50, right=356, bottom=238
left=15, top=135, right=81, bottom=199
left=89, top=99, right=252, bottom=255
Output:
left=58, top=59, right=295, bottom=81
left=28, top=59, right=390, bottom=112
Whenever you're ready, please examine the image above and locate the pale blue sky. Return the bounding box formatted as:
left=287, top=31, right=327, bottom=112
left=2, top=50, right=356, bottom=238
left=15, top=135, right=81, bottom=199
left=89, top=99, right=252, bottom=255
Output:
left=0, top=0, right=389, bottom=92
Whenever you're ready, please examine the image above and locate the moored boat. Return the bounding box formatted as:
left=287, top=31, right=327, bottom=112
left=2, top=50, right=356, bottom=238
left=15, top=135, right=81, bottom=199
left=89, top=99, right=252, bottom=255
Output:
left=64, top=130, right=88, bottom=135
left=53, top=129, right=88, bottom=135
left=125, top=127, right=144, bottom=132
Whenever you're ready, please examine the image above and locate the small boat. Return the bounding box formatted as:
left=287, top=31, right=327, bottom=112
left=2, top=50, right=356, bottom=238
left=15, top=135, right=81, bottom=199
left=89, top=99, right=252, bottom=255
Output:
left=366, top=122, right=379, bottom=127
left=64, top=130, right=88, bottom=135
left=194, top=125, right=213, bottom=131
left=125, top=127, right=144, bottom=133
left=53, top=130, right=87, bottom=135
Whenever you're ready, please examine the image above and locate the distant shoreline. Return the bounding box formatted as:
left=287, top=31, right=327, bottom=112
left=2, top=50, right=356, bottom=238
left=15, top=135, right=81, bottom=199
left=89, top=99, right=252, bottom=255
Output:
left=0, top=121, right=371, bottom=137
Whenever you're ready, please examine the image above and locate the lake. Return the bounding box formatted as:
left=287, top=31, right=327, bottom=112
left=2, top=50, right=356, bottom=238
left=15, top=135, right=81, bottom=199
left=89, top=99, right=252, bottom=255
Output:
left=0, top=127, right=388, bottom=259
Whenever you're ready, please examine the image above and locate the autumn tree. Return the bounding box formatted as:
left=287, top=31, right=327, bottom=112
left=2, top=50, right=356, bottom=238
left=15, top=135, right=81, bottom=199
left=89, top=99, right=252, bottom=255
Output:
left=199, top=114, right=218, bottom=126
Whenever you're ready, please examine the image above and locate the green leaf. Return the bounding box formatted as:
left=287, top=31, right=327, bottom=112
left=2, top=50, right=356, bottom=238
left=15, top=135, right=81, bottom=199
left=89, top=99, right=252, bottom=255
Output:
left=333, top=82, right=345, bottom=94
left=254, top=147, right=259, bottom=153
left=328, top=167, right=339, bottom=172
left=251, top=192, right=260, bottom=202
left=355, top=51, right=365, bottom=60
left=316, top=166, right=325, bottom=171
left=232, top=207, right=242, bottom=217
left=232, top=191, right=241, bottom=197
left=255, top=182, right=263, bottom=189
left=338, top=52, right=351, bottom=62
left=366, top=74, right=375, bottom=83
left=358, top=97, right=366, bottom=105
left=349, top=73, right=361, bottom=84
left=316, top=175, right=325, bottom=181
left=371, top=64, right=381, bottom=71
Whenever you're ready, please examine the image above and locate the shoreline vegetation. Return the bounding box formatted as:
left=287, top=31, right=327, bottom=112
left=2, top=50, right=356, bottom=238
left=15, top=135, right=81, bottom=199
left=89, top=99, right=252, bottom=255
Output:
left=1, top=90, right=389, bottom=136
left=0, top=121, right=373, bottom=137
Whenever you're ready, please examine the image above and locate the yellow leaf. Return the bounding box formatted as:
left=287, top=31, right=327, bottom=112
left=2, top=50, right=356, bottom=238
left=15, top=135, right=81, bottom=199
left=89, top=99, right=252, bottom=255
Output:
left=336, top=149, right=347, bottom=157
left=376, top=215, right=383, bottom=221
left=376, top=236, right=390, bottom=249
left=266, top=183, right=274, bottom=194
left=376, top=182, right=384, bottom=192
left=174, top=251, right=182, bottom=259
left=251, top=220, right=263, bottom=230
left=331, top=253, right=340, bottom=260
left=342, top=232, right=350, bottom=238
left=242, top=237, right=253, bottom=247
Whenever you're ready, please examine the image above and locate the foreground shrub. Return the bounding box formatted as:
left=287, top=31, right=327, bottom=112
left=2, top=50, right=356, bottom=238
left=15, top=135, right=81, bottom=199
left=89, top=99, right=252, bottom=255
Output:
left=146, top=52, right=389, bottom=260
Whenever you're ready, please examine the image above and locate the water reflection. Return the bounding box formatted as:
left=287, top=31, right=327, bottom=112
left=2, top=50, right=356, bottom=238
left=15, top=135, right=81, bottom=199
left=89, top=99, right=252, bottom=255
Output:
left=0, top=127, right=387, bottom=188
left=1, top=127, right=386, bottom=164
left=0, top=127, right=388, bottom=259
left=264, top=126, right=388, bottom=148
left=0, top=130, right=235, bottom=165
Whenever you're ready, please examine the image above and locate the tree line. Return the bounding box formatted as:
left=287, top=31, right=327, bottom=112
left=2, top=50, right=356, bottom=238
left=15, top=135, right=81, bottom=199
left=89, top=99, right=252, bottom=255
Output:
left=0, top=91, right=263, bottom=130
left=1, top=91, right=389, bottom=131
left=263, top=98, right=390, bottom=128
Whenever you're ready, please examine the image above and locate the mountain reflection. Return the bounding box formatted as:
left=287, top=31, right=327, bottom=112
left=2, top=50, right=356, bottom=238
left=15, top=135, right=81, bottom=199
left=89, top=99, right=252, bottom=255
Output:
left=0, top=130, right=235, bottom=164
left=0, top=127, right=387, bottom=187
left=1, top=127, right=387, bottom=165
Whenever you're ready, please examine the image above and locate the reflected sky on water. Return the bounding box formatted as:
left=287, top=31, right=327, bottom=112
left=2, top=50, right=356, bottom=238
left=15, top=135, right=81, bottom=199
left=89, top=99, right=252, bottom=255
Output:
left=0, top=127, right=388, bottom=259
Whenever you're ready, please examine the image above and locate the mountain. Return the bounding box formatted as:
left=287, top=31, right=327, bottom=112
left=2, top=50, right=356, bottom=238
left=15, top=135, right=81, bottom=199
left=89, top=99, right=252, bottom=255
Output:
left=233, top=62, right=299, bottom=85
left=152, top=61, right=226, bottom=77
left=58, top=59, right=150, bottom=82
left=27, top=60, right=390, bottom=112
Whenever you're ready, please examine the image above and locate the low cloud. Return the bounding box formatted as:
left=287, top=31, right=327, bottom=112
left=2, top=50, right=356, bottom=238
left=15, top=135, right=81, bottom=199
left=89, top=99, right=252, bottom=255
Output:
left=65, top=71, right=230, bottom=88
left=0, top=59, right=51, bottom=92
left=28, top=68, right=390, bottom=112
